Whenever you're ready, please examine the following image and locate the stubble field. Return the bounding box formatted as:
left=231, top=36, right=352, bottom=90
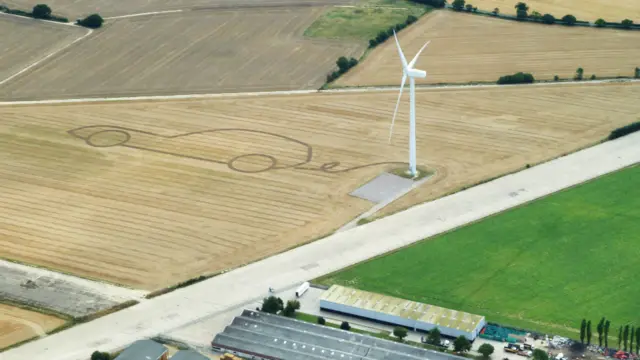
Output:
left=0, top=304, right=66, bottom=349
left=460, top=0, right=640, bottom=22
left=1, top=0, right=357, bottom=19
left=0, top=82, right=638, bottom=290
left=0, top=8, right=364, bottom=101
left=337, top=11, right=640, bottom=87
left=0, top=15, right=86, bottom=85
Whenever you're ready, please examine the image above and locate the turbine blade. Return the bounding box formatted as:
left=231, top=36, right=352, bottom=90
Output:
left=393, top=30, right=409, bottom=71
left=389, top=74, right=407, bottom=143
left=409, top=40, right=431, bottom=68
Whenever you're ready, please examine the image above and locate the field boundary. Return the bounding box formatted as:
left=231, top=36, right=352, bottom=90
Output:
left=0, top=18, right=93, bottom=87
left=1, top=78, right=638, bottom=106
left=443, top=5, right=640, bottom=31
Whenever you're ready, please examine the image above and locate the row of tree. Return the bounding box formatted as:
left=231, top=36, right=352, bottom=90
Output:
left=369, top=14, right=419, bottom=49
left=409, top=0, right=446, bottom=8
left=326, top=56, right=359, bottom=83
left=580, top=318, right=640, bottom=353
left=0, top=3, right=103, bottom=28
left=497, top=72, right=535, bottom=84
left=260, top=296, right=301, bottom=317
left=453, top=1, right=635, bottom=29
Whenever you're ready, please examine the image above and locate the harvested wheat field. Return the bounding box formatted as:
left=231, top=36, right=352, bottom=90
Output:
left=337, top=11, right=640, bottom=87
left=1, top=0, right=356, bottom=19
left=1, top=82, right=639, bottom=289
left=0, top=8, right=364, bottom=100
left=463, top=0, right=640, bottom=22
left=0, top=15, right=86, bottom=85
left=0, top=304, right=66, bottom=349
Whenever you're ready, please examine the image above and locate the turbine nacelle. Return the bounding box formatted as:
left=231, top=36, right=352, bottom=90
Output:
left=405, top=69, right=426, bottom=78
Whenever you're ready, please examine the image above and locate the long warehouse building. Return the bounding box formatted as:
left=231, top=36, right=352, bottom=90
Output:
left=320, top=285, right=486, bottom=340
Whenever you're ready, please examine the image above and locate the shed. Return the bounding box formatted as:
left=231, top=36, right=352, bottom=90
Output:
left=320, top=285, right=486, bottom=340
left=170, top=350, right=210, bottom=360
left=114, top=339, right=168, bottom=360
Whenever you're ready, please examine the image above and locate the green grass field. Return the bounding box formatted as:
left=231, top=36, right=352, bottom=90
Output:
left=317, top=165, right=640, bottom=339
left=304, top=0, right=430, bottom=40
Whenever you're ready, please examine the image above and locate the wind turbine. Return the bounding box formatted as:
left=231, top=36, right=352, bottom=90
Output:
left=388, top=30, right=430, bottom=177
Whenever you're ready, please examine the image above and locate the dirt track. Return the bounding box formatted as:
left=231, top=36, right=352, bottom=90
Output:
left=0, top=8, right=364, bottom=101
left=1, top=82, right=638, bottom=290
left=337, top=11, right=640, bottom=87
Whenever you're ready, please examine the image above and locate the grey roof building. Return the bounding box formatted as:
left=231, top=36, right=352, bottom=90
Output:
left=212, top=309, right=472, bottom=360
left=114, top=340, right=168, bottom=360
left=170, top=350, right=210, bottom=360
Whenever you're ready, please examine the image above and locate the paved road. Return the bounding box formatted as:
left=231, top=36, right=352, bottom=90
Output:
left=2, top=132, right=639, bottom=360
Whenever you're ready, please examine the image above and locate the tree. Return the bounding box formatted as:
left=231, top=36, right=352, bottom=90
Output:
left=581, top=319, right=587, bottom=344
left=533, top=349, right=548, bottom=360
left=77, top=13, right=103, bottom=28
left=317, top=316, right=326, bottom=325
left=530, top=11, right=542, bottom=20
left=282, top=300, right=300, bottom=317
left=340, top=321, right=351, bottom=330
left=631, top=327, right=635, bottom=354
left=452, top=0, right=465, bottom=11
left=575, top=67, right=584, bottom=80
left=261, top=296, right=284, bottom=314
left=635, top=326, right=640, bottom=353
left=465, top=3, right=473, bottom=11
left=516, top=9, right=528, bottom=19
left=406, top=14, right=418, bottom=24
left=587, top=320, right=593, bottom=345
left=554, top=75, right=559, bottom=81
left=533, top=349, right=549, bottom=360
left=605, top=320, right=611, bottom=348
left=635, top=67, right=640, bottom=79
left=393, top=327, right=408, bottom=341
left=621, top=19, right=633, bottom=29
left=595, top=18, right=606, bottom=27
left=91, top=352, right=111, bottom=360
left=454, top=336, right=471, bottom=353
left=597, top=318, right=605, bottom=347
left=427, top=327, right=441, bottom=345
left=492, top=7, right=500, bottom=15
left=337, top=57, right=351, bottom=73
left=562, top=14, right=577, bottom=25
left=619, top=326, right=623, bottom=349
left=624, top=325, right=630, bottom=351
left=541, top=13, right=555, bottom=24
left=32, top=4, right=52, bottom=19
left=514, top=2, right=529, bottom=11
left=478, top=343, right=495, bottom=358
left=590, top=74, right=596, bottom=80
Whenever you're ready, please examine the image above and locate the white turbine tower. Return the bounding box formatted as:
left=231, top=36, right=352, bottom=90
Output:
left=388, top=30, right=430, bottom=177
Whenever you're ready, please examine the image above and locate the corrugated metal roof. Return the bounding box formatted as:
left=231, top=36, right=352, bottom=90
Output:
left=320, top=285, right=484, bottom=333
left=114, top=340, right=167, bottom=360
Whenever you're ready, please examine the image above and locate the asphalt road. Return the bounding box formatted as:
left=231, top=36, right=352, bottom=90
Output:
left=2, top=130, right=639, bottom=360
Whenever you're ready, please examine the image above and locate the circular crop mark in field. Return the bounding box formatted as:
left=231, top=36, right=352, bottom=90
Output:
left=228, top=154, right=277, bottom=173
left=86, top=130, right=131, bottom=147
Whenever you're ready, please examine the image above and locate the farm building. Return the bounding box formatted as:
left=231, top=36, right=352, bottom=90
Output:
left=212, top=309, right=469, bottom=360
left=114, top=339, right=168, bottom=360
left=320, top=285, right=486, bottom=340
